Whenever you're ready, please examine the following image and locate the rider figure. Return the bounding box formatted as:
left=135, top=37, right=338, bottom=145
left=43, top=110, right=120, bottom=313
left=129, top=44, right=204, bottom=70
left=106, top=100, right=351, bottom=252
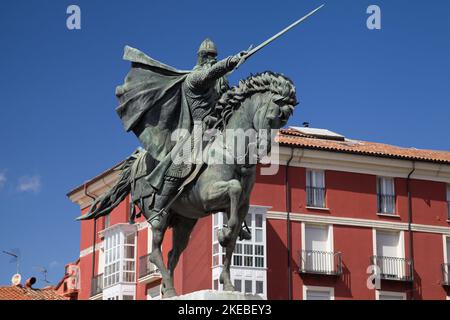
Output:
left=147, top=39, right=248, bottom=231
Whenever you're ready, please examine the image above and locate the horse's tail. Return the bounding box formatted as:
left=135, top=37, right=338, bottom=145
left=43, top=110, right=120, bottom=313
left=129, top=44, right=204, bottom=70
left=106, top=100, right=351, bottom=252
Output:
left=76, top=149, right=142, bottom=221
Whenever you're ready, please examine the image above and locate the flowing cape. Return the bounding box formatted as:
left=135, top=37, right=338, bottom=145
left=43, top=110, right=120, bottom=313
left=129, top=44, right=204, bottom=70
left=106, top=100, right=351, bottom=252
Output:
left=115, top=46, right=193, bottom=191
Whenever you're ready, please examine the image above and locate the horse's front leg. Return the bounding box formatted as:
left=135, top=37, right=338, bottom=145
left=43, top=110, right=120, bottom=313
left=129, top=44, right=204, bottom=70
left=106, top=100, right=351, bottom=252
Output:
left=219, top=204, right=249, bottom=291
left=217, top=179, right=242, bottom=247
left=217, top=180, right=243, bottom=291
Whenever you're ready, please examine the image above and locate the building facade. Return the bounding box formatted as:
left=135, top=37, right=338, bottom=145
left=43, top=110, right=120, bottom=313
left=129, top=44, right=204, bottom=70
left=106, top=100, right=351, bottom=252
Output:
left=67, top=127, right=450, bottom=300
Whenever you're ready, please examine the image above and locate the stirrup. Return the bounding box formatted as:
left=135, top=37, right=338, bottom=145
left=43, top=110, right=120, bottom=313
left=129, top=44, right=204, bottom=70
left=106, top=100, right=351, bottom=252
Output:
left=147, top=209, right=168, bottom=225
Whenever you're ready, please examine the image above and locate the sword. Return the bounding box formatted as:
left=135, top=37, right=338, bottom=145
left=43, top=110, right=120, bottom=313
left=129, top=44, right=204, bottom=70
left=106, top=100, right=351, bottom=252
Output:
left=235, top=4, right=325, bottom=69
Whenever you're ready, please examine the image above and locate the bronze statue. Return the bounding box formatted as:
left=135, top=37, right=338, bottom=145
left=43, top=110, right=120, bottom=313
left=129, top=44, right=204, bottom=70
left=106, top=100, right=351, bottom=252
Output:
left=78, top=5, right=324, bottom=298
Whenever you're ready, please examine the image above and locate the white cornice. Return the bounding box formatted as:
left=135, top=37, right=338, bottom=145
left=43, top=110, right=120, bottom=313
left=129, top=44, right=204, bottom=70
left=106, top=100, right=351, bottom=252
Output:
left=267, top=211, right=450, bottom=235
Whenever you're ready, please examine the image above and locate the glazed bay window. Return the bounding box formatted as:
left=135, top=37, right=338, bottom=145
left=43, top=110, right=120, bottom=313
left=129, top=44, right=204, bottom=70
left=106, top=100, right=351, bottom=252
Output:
left=306, top=169, right=325, bottom=208
left=212, top=207, right=267, bottom=297
left=377, top=177, right=396, bottom=214
left=102, top=224, right=137, bottom=300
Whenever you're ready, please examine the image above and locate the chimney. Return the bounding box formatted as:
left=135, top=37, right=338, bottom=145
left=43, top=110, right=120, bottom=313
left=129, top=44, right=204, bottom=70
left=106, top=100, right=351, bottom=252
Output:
left=25, top=277, right=36, bottom=289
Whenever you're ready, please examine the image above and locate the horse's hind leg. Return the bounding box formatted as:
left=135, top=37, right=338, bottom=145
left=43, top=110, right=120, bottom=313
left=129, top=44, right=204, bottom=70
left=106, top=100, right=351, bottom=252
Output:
left=141, top=197, right=172, bottom=299
left=167, top=215, right=197, bottom=291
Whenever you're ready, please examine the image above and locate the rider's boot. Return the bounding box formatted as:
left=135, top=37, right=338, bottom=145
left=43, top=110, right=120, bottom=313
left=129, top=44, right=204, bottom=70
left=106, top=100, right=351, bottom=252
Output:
left=147, top=177, right=181, bottom=229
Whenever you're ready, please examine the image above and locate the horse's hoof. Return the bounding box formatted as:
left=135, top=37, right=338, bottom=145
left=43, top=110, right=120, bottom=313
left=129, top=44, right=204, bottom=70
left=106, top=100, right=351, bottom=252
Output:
left=218, top=228, right=230, bottom=247
left=162, top=288, right=177, bottom=299
left=223, top=284, right=235, bottom=292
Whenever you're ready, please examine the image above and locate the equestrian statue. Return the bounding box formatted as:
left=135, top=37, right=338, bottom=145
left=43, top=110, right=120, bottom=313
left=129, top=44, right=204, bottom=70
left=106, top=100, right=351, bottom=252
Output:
left=77, top=5, right=323, bottom=298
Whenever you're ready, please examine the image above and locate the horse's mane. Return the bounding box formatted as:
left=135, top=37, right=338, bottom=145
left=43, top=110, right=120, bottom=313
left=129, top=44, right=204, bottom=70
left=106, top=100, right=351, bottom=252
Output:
left=210, top=71, right=298, bottom=130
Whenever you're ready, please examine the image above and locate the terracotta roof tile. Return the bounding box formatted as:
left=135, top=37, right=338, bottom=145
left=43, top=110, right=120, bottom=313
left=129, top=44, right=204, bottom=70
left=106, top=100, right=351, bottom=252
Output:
left=0, top=286, right=68, bottom=300
left=277, top=129, right=450, bottom=164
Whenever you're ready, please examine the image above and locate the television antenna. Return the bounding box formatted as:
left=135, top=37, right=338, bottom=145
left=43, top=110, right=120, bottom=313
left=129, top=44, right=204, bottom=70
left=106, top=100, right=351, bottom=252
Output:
left=34, top=266, right=51, bottom=284
left=2, top=248, right=20, bottom=275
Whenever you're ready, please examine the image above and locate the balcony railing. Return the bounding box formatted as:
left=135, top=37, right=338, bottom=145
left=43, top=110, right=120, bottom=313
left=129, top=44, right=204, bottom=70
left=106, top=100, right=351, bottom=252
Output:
left=139, top=253, right=160, bottom=279
left=299, top=250, right=342, bottom=276
left=371, top=255, right=413, bottom=282
left=442, top=263, right=450, bottom=286
left=306, top=187, right=326, bottom=208
left=377, top=194, right=396, bottom=214
left=90, top=273, right=103, bottom=297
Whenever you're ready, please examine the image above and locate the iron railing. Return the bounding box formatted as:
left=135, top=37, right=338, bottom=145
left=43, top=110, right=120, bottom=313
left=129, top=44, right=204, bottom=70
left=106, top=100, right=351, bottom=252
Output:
left=299, top=250, right=342, bottom=276
left=442, top=263, right=450, bottom=286
left=90, top=273, right=103, bottom=297
left=377, top=194, right=396, bottom=214
left=139, top=253, right=159, bottom=279
left=371, top=255, right=413, bottom=282
left=306, top=187, right=326, bottom=208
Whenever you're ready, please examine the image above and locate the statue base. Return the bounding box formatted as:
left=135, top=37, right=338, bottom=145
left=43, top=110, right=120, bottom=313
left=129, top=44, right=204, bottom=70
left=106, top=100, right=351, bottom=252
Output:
left=165, top=289, right=264, bottom=300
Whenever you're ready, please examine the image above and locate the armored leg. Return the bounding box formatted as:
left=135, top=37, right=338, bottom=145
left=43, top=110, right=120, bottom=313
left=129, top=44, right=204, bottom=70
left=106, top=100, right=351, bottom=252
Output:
left=147, top=177, right=181, bottom=229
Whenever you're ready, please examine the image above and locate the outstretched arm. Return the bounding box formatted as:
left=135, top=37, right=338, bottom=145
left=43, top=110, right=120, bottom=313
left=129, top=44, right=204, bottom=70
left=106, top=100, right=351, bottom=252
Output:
left=188, top=53, right=245, bottom=92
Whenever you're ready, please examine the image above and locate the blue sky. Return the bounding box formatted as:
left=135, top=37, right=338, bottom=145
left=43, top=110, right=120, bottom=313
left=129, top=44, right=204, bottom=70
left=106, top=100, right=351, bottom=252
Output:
left=0, top=0, right=449, bottom=286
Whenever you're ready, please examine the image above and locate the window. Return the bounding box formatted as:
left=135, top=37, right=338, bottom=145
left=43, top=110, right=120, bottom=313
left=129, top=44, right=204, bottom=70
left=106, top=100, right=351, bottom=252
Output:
left=104, top=232, right=121, bottom=288
left=373, top=230, right=409, bottom=281
left=443, top=236, right=450, bottom=284
left=303, top=285, right=334, bottom=300
left=306, top=169, right=326, bottom=208
left=212, top=207, right=267, bottom=298
left=377, top=177, right=395, bottom=214
left=102, top=224, right=137, bottom=300
left=301, top=224, right=338, bottom=274
left=376, top=291, right=406, bottom=300
left=447, top=185, right=450, bottom=221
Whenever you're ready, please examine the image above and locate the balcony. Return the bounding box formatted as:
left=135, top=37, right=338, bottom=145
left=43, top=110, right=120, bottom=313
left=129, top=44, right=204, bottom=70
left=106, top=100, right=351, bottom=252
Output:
left=139, top=253, right=161, bottom=284
left=371, top=256, right=413, bottom=282
left=441, top=263, right=450, bottom=286
left=90, top=273, right=103, bottom=298
left=306, top=187, right=326, bottom=208
left=299, top=250, right=342, bottom=276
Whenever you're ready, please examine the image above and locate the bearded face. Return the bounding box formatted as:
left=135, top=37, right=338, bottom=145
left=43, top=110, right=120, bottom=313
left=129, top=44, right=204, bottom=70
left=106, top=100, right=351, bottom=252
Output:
left=195, top=52, right=229, bottom=97
left=196, top=52, right=217, bottom=67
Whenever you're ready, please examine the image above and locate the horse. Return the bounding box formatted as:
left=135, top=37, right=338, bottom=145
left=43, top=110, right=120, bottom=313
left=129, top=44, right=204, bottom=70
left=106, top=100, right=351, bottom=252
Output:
left=81, top=71, right=297, bottom=298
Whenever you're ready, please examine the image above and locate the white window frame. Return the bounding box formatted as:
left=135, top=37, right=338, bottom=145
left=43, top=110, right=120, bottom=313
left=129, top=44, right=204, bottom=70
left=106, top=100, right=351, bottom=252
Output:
left=376, top=176, right=396, bottom=215
left=301, top=222, right=334, bottom=253
left=443, top=235, right=450, bottom=284
left=447, top=185, right=450, bottom=221
left=102, top=224, right=137, bottom=300
left=372, top=229, right=405, bottom=259
left=376, top=290, right=406, bottom=300
left=306, top=169, right=326, bottom=209
left=372, top=228, right=406, bottom=281
left=303, top=285, right=335, bottom=300
left=212, top=206, right=268, bottom=298
left=301, top=222, right=335, bottom=274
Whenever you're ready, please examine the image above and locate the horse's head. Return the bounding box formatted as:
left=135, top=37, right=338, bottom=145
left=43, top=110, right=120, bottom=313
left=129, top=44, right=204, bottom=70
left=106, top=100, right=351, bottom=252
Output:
left=212, top=71, right=298, bottom=132
left=249, top=72, right=298, bottom=132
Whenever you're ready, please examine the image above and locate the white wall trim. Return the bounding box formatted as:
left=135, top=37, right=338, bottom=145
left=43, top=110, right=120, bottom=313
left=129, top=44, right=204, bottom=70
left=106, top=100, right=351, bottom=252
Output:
left=267, top=211, right=450, bottom=235
left=302, top=285, right=335, bottom=300
left=444, top=235, right=449, bottom=264
left=375, top=290, right=406, bottom=300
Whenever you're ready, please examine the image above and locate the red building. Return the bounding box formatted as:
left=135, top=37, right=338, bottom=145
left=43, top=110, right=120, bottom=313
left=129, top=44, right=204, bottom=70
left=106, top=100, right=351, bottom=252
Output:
left=67, top=127, right=450, bottom=300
